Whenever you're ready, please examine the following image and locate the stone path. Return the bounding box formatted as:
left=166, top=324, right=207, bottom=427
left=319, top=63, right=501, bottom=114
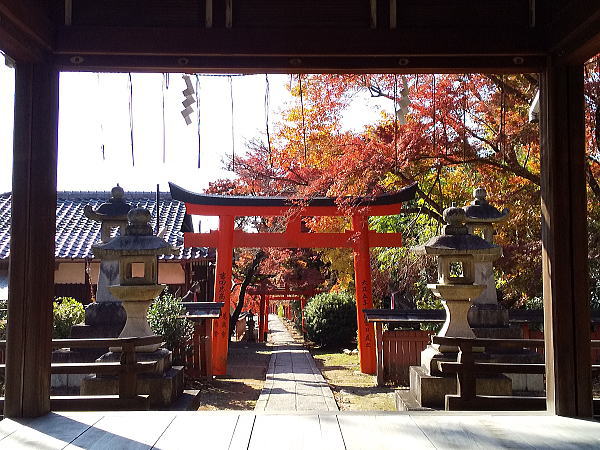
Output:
left=254, top=314, right=338, bottom=412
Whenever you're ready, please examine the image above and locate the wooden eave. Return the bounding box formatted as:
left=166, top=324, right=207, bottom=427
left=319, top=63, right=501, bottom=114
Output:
left=0, top=0, right=54, bottom=62
left=53, top=25, right=547, bottom=73
left=0, top=1, right=598, bottom=70
left=546, top=0, right=600, bottom=63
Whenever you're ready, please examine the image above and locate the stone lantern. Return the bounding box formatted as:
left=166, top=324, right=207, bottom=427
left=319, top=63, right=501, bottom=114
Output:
left=84, top=185, right=132, bottom=244
left=462, top=187, right=544, bottom=393
left=463, top=187, right=510, bottom=329
left=413, top=206, right=502, bottom=353
left=92, top=207, right=179, bottom=352
left=83, top=185, right=132, bottom=310
left=403, top=205, right=510, bottom=409
left=245, top=311, right=256, bottom=342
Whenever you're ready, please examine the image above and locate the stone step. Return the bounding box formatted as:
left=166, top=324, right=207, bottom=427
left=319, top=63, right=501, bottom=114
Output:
left=395, top=388, right=435, bottom=412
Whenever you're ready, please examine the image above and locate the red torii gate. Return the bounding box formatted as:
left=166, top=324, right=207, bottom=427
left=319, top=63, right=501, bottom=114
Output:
left=170, top=182, right=417, bottom=375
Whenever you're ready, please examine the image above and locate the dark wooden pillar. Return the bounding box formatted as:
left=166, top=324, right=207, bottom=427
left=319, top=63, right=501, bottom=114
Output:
left=540, top=61, right=592, bottom=417
left=4, top=63, right=59, bottom=418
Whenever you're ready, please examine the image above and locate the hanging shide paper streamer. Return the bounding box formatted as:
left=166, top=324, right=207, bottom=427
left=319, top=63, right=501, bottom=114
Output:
left=432, top=74, right=437, bottom=156
left=162, top=73, right=167, bottom=163
left=500, top=74, right=507, bottom=162
left=229, top=75, right=235, bottom=171
left=195, top=74, right=201, bottom=168
left=393, top=74, right=398, bottom=172
left=462, top=74, right=468, bottom=159
left=298, top=74, right=308, bottom=160
left=181, top=74, right=196, bottom=125
left=97, top=72, right=105, bottom=160
left=264, top=74, right=273, bottom=166
left=128, top=73, right=135, bottom=166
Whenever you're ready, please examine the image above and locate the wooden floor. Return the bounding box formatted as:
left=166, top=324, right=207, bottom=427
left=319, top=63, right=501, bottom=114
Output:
left=0, top=411, right=599, bottom=449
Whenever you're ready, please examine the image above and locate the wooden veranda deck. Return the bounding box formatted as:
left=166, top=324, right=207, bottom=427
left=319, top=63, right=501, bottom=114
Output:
left=1, top=411, right=599, bottom=449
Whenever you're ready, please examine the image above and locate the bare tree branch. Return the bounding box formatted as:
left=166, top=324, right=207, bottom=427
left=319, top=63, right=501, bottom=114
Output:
left=486, top=75, right=531, bottom=103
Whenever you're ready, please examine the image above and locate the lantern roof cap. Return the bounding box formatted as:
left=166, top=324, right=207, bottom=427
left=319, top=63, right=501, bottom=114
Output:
left=83, top=184, right=132, bottom=221
left=92, top=208, right=179, bottom=257
left=413, top=205, right=501, bottom=256
left=463, top=187, right=509, bottom=223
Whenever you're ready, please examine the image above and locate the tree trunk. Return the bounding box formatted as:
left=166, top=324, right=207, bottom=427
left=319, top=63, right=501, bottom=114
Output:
left=229, top=250, right=266, bottom=340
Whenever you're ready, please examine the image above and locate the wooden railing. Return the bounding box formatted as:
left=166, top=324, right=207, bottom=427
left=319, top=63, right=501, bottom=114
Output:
left=433, top=336, right=600, bottom=413
left=520, top=324, right=600, bottom=363
left=0, top=335, right=163, bottom=411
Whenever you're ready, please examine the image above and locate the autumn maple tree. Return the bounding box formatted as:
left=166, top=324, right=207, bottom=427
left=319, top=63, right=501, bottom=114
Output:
left=208, top=67, right=600, bottom=309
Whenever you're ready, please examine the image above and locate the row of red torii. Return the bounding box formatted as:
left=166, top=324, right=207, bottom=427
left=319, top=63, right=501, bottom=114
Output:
left=248, top=285, right=322, bottom=341
left=170, top=182, right=418, bottom=375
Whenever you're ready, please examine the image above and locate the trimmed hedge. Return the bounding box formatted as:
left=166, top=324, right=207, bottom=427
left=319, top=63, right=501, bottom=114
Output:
left=304, top=292, right=357, bottom=348
left=147, top=292, right=192, bottom=351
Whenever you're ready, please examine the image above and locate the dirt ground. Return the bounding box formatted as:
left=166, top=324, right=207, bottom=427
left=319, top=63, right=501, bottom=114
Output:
left=187, top=341, right=271, bottom=411
left=312, top=350, right=396, bottom=411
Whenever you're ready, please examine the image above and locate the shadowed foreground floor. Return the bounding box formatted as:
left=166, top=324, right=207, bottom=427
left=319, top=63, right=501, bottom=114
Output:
left=0, top=410, right=599, bottom=449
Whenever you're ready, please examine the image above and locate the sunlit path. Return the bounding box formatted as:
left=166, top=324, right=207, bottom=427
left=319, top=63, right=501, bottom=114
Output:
left=254, top=314, right=338, bottom=412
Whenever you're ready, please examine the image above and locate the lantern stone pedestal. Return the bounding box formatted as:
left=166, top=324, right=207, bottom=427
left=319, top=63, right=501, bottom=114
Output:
left=107, top=284, right=166, bottom=352
left=81, top=348, right=184, bottom=407
left=80, top=208, right=184, bottom=407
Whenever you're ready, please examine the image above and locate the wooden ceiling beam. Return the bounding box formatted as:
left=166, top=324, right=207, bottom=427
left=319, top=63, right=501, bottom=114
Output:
left=0, top=19, right=46, bottom=62
left=0, top=0, right=54, bottom=61
left=55, top=26, right=543, bottom=57
left=55, top=25, right=545, bottom=72
left=54, top=54, right=545, bottom=74
left=547, top=0, right=600, bottom=63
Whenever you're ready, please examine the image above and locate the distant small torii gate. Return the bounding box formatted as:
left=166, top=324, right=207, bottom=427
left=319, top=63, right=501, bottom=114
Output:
left=247, top=285, right=321, bottom=340
left=170, top=182, right=417, bottom=375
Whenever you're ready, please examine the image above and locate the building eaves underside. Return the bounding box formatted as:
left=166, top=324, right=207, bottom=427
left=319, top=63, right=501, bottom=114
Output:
left=0, top=1, right=598, bottom=70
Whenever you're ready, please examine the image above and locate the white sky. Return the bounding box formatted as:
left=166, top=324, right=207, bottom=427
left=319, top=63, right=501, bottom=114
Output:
left=0, top=62, right=390, bottom=230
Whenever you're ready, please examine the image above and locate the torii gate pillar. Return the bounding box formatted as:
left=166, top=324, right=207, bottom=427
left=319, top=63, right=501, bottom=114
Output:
left=352, top=214, right=376, bottom=374
left=213, top=215, right=234, bottom=375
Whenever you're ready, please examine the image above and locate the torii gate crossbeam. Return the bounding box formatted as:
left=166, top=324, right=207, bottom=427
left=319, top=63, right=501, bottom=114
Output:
left=170, top=182, right=417, bottom=375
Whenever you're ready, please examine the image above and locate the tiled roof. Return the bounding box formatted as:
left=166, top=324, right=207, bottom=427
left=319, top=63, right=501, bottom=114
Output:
left=0, top=191, right=213, bottom=261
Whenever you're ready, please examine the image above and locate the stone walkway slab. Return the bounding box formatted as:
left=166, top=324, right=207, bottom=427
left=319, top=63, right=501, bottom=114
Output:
left=255, top=314, right=338, bottom=412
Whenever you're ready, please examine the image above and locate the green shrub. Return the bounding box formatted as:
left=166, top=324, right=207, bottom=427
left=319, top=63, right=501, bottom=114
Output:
left=304, top=292, right=357, bottom=348
left=53, top=297, right=85, bottom=338
left=147, top=292, right=193, bottom=351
